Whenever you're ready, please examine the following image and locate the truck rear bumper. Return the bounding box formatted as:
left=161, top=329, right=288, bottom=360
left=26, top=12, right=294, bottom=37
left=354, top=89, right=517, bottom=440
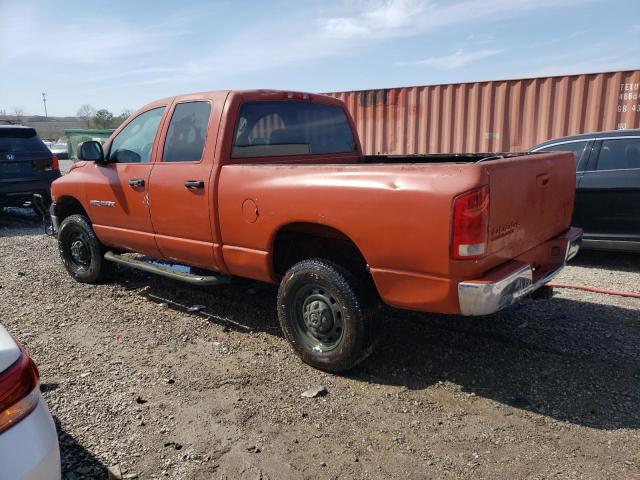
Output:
left=457, top=227, right=582, bottom=316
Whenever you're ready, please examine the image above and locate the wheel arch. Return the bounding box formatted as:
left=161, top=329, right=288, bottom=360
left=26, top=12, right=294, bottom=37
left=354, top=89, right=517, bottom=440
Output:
left=53, top=195, right=90, bottom=224
left=270, top=222, right=370, bottom=280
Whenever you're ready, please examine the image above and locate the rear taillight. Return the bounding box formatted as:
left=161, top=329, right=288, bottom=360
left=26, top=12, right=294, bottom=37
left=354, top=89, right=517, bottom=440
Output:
left=51, top=155, right=59, bottom=171
left=0, top=350, right=40, bottom=433
left=451, top=185, right=489, bottom=260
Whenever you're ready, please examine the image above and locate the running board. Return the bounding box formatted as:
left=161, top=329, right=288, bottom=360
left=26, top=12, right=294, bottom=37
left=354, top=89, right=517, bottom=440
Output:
left=104, top=251, right=230, bottom=286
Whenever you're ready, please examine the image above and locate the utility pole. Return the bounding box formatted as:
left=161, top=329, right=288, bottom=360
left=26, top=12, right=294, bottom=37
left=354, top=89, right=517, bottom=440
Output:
left=42, top=92, right=48, bottom=118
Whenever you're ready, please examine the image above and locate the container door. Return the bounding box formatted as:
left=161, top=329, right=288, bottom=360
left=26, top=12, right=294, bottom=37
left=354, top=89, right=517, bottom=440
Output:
left=148, top=98, right=223, bottom=271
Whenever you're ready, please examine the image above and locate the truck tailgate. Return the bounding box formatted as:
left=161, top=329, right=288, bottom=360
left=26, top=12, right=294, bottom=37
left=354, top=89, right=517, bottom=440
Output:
left=484, top=152, right=576, bottom=259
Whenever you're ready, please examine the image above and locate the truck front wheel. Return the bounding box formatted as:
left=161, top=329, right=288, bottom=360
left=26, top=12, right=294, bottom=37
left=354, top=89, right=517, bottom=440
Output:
left=58, top=214, right=114, bottom=284
left=277, top=259, right=380, bottom=372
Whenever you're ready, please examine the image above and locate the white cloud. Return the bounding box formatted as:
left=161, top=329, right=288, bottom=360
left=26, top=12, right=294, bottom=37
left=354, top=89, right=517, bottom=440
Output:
left=181, top=0, right=586, bottom=80
left=320, top=0, right=587, bottom=41
left=398, top=48, right=503, bottom=69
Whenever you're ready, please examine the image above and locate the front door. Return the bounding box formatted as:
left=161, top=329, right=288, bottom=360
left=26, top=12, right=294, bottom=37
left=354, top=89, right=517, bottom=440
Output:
left=88, top=106, right=166, bottom=256
left=148, top=98, right=223, bottom=270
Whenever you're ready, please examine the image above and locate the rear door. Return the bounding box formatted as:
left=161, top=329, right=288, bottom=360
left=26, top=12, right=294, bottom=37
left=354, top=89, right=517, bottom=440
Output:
left=88, top=107, right=166, bottom=256
left=577, top=136, right=640, bottom=240
left=148, top=95, right=225, bottom=270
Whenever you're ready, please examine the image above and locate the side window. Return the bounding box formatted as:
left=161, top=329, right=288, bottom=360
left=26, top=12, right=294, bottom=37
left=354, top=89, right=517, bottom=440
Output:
left=596, top=138, right=640, bottom=171
left=109, top=107, right=165, bottom=163
left=536, top=141, right=588, bottom=169
left=162, top=102, right=211, bottom=162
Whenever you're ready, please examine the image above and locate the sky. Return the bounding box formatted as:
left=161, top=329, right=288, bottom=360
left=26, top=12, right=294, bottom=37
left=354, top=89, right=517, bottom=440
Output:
left=0, top=0, right=639, bottom=117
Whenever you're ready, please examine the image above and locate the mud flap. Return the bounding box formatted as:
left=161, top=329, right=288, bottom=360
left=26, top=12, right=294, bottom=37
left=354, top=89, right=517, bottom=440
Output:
left=32, top=193, right=54, bottom=236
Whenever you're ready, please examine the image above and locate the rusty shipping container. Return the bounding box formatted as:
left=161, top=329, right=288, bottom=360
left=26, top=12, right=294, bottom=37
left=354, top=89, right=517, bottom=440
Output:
left=325, top=70, right=640, bottom=155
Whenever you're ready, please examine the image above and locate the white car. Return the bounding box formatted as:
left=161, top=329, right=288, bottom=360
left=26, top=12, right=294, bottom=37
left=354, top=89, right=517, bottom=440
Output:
left=0, top=325, right=60, bottom=479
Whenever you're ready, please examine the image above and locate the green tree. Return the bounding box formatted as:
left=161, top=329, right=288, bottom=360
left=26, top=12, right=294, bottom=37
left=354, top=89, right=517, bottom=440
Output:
left=77, top=104, right=96, bottom=128
left=93, top=109, right=114, bottom=129
left=113, top=109, right=133, bottom=128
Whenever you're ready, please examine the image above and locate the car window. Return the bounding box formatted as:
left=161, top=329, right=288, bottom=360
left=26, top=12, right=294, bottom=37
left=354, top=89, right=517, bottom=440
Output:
left=162, top=102, right=211, bottom=162
left=232, top=101, right=355, bottom=158
left=109, top=107, right=165, bottom=163
left=0, top=129, right=50, bottom=155
left=535, top=141, right=588, bottom=169
left=596, top=138, right=640, bottom=171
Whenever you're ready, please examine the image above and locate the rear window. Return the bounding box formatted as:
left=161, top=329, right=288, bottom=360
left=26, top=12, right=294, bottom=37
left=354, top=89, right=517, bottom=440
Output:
left=0, top=129, right=49, bottom=155
left=232, top=102, right=355, bottom=158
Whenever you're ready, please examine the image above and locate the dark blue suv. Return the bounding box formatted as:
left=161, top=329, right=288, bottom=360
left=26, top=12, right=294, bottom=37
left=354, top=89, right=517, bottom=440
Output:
left=0, top=125, right=61, bottom=209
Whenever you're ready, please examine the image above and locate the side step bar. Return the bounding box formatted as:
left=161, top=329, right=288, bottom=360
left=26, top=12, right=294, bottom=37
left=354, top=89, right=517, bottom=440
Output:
left=104, top=251, right=230, bottom=286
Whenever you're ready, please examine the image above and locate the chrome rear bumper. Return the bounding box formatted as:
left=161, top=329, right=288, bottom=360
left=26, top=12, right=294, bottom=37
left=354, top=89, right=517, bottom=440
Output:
left=457, top=228, right=582, bottom=316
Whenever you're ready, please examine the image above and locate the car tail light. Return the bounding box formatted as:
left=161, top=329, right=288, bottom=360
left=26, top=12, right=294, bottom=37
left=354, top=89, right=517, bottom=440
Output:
left=0, top=349, right=40, bottom=434
left=451, top=185, right=489, bottom=260
left=51, top=155, right=59, bottom=171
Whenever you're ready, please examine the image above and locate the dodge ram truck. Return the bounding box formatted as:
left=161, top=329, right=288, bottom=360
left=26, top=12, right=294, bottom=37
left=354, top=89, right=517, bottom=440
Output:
left=50, top=90, right=582, bottom=372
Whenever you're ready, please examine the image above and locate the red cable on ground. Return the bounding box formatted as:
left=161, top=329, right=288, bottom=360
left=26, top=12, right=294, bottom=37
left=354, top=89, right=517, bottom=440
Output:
left=546, top=282, right=640, bottom=299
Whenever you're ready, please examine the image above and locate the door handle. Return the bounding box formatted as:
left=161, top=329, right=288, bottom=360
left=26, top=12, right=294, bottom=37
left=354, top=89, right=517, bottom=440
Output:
left=128, top=178, right=145, bottom=187
left=184, top=180, right=205, bottom=189
left=537, top=173, right=550, bottom=188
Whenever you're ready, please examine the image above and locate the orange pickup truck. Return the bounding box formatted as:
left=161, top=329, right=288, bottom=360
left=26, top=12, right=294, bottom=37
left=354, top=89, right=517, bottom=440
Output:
left=50, top=89, right=581, bottom=372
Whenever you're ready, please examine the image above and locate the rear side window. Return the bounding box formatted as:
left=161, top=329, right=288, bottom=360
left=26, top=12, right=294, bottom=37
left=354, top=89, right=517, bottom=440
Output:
left=109, top=107, right=165, bottom=163
left=596, top=138, right=640, bottom=171
left=163, top=102, right=211, bottom=162
left=0, top=129, right=49, bottom=155
left=536, top=140, right=588, bottom=169
left=232, top=102, right=355, bottom=158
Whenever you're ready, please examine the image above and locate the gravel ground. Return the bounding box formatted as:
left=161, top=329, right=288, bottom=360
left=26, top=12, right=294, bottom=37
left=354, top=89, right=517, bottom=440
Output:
left=1, top=208, right=639, bottom=480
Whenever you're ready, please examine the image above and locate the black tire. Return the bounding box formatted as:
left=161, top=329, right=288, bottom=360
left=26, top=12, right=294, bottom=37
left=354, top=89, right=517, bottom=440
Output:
left=277, top=259, right=380, bottom=372
left=58, top=214, right=114, bottom=283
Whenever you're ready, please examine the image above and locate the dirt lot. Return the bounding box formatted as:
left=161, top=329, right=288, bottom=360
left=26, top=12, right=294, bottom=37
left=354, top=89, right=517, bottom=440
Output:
left=1, top=208, right=638, bottom=480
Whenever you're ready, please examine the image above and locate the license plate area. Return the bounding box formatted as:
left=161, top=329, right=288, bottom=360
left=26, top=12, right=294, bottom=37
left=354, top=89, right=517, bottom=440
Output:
left=0, top=162, right=21, bottom=174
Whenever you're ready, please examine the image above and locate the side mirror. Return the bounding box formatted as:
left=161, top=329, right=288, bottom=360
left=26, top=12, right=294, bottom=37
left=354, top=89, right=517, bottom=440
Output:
left=77, top=141, right=106, bottom=165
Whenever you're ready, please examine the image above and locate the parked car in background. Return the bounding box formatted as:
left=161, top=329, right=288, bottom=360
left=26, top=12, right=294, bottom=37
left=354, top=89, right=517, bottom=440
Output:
left=0, top=126, right=61, bottom=209
left=531, top=129, right=640, bottom=252
left=43, top=139, right=55, bottom=150
left=50, top=137, right=69, bottom=160
left=51, top=89, right=580, bottom=372
left=0, top=324, right=61, bottom=479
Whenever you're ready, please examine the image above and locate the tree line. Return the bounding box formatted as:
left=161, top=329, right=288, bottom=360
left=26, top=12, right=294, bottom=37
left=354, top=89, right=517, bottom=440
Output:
left=76, top=105, right=133, bottom=129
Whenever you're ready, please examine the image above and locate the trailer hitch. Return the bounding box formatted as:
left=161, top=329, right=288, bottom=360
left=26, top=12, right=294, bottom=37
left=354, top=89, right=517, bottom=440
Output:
left=32, top=194, right=54, bottom=236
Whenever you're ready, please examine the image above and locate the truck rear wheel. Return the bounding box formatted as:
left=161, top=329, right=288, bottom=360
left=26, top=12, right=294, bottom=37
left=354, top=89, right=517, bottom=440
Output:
left=58, top=214, right=114, bottom=284
left=277, top=259, right=380, bottom=372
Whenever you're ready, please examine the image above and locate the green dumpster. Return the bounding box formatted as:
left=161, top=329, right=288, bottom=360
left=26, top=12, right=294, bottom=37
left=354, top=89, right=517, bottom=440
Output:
left=64, top=129, right=114, bottom=160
